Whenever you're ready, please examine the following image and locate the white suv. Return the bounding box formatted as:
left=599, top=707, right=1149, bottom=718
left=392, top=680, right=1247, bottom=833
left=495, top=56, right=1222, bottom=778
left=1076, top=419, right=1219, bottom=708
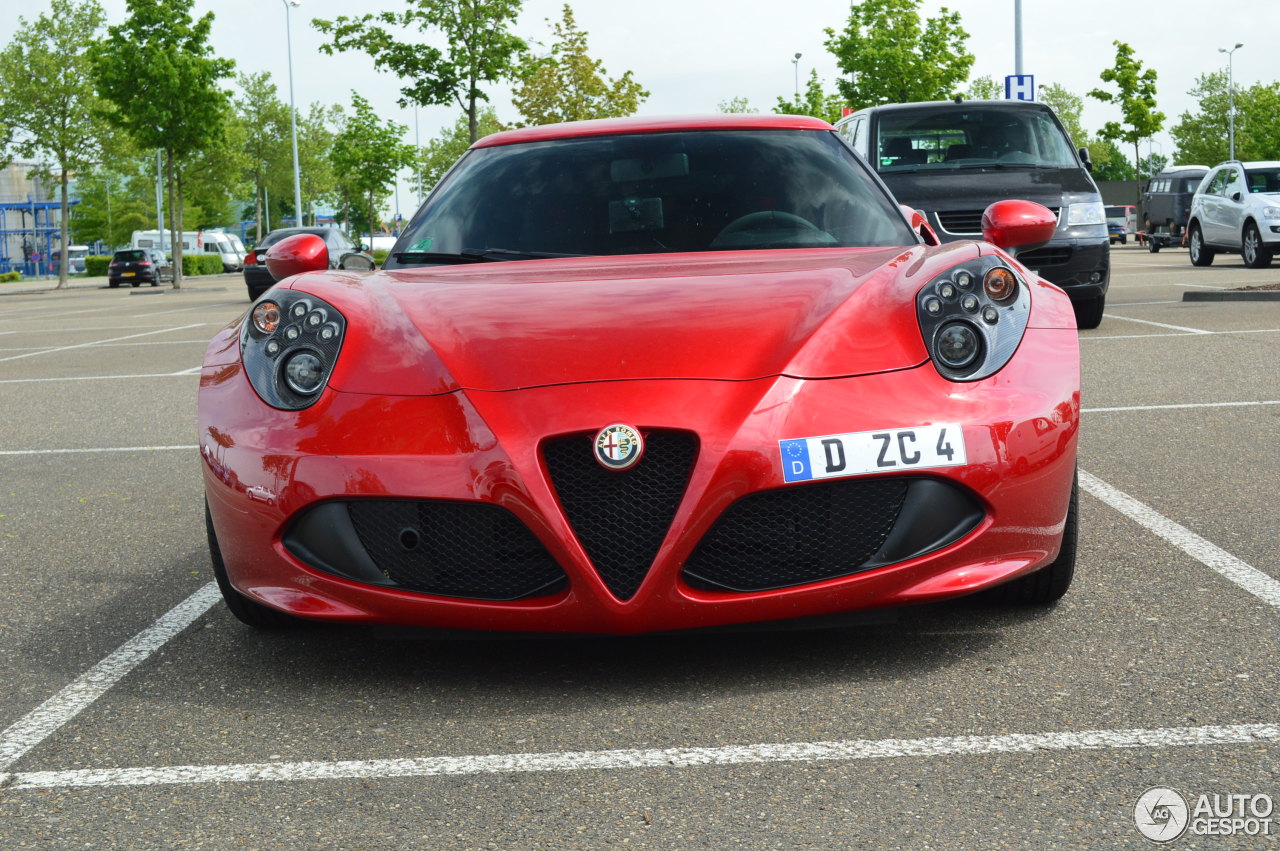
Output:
left=1187, top=161, right=1280, bottom=267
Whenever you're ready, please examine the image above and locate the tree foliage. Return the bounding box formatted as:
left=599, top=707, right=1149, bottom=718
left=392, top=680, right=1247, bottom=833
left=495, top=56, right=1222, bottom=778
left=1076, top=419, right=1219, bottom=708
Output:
left=296, top=102, right=344, bottom=227
left=417, top=107, right=505, bottom=195
left=964, top=75, right=1001, bottom=100
left=330, top=92, right=415, bottom=241
left=92, top=0, right=234, bottom=288
left=1037, top=83, right=1085, bottom=146
left=1088, top=41, right=1163, bottom=207
left=774, top=70, right=845, bottom=124
left=0, top=0, right=109, bottom=288
left=717, top=97, right=753, bottom=114
left=233, top=73, right=291, bottom=240
left=825, top=0, right=974, bottom=108
left=513, top=5, right=648, bottom=126
left=1171, top=71, right=1280, bottom=165
left=314, top=0, right=525, bottom=143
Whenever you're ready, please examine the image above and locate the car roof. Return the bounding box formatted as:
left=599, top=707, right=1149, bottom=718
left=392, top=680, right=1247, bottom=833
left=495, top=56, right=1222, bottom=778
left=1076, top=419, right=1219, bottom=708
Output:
left=1233, top=161, right=1280, bottom=169
left=843, top=99, right=1054, bottom=120
left=1156, top=166, right=1210, bottom=176
left=472, top=114, right=834, bottom=149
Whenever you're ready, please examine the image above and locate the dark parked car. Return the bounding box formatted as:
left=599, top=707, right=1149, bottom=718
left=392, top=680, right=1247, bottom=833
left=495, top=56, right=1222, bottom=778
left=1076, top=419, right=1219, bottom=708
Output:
left=107, top=248, right=170, bottom=287
left=1142, top=165, right=1209, bottom=251
left=243, top=227, right=375, bottom=300
left=836, top=100, right=1110, bottom=328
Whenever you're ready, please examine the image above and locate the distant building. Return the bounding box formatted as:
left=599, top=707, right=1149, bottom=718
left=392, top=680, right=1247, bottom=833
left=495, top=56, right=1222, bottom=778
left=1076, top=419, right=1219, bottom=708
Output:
left=0, top=161, right=68, bottom=276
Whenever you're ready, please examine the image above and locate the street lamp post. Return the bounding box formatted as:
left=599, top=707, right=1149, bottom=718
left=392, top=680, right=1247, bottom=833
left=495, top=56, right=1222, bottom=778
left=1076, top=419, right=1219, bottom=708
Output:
left=284, top=0, right=304, bottom=226
left=1219, top=43, right=1243, bottom=161
left=792, top=52, right=802, bottom=100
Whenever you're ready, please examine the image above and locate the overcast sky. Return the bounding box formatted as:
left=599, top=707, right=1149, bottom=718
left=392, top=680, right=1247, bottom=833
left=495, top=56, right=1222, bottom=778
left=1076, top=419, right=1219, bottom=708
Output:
left=3, top=0, right=1274, bottom=215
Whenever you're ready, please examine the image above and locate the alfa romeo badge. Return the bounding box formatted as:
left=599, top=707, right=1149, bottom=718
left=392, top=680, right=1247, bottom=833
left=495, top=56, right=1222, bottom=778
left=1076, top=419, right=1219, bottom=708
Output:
left=593, top=423, right=644, bottom=471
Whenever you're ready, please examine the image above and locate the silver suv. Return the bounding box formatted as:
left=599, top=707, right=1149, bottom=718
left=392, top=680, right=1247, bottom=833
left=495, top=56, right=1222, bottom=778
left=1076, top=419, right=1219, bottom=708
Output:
left=1187, top=161, right=1280, bottom=267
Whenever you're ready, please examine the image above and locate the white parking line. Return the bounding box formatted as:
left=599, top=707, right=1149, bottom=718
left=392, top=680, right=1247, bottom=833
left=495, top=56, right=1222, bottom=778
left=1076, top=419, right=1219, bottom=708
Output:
left=0, top=372, right=200, bottom=384
left=0, top=323, right=206, bottom=363
left=1101, top=314, right=1212, bottom=334
left=5, top=722, right=1279, bottom=791
left=0, top=323, right=216, bottom=338
left=1080, top=470, right=1280, bottom=609
left=0, top=339, right=209, bottom=352
left=0, top=445, right=197, bottom=456
left=1084, top=401, right=1279, bottom=413
left=1083, top=328, right=1280, bottom=341
left=0, top=583, right=221, bottom=773
left=132, top=301, right=243, bottom=318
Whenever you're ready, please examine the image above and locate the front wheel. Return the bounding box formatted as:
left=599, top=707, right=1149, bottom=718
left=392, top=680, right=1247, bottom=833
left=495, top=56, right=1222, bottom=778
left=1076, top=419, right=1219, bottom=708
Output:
left=1242, top=223, right=1273, bottom=268
left=1119, top=235, right=1127, bottom=245
left=1072, top=295, right=1105, bottom=330
left=1189, top=225, right=1215, bottom=266
left=994, top=471, right=1077, bottom=605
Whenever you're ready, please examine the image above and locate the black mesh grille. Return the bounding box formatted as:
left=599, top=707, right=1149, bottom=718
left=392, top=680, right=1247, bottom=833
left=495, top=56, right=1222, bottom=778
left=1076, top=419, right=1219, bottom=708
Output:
left=1018, top=245, right=1072, bottom=266
left=543, top=430, right=697, bottom=601
left=345, top=500, right=567, bottom=600
left=683, top=478, right=909, bottom=592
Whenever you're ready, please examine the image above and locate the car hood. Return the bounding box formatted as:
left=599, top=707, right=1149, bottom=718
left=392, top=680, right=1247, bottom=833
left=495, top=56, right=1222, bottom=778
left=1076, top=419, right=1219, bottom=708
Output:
left=878, top=167, right=1096, bottom=212
left=277, top=246, right=980, bottom=396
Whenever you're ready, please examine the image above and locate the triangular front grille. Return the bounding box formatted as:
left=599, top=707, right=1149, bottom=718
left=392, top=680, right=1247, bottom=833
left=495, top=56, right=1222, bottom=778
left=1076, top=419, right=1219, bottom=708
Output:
left=542, top=430, right=697, bottom=600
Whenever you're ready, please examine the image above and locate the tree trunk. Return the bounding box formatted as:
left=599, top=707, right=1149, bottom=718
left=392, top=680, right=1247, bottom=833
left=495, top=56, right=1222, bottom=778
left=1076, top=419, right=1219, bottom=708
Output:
left=168, top=151, right=182, bottom=290
left=175, top=170, right=185, bottom=291
left=468, top=87, right=478, bottom=143
left=254, top=173, right=263, bottom=243
left=57, top=167, right=69, bottom=290
left=367, top=189, right=375, bottom=250
left=1134, top=140, right=1142, bottom=212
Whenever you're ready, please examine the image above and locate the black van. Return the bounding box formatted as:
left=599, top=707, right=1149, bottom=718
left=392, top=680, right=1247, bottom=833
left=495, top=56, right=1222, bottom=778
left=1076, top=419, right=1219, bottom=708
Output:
left=836, top=100, right=1109, bottom=328
left=1142, top=165, right=1209, bottom=249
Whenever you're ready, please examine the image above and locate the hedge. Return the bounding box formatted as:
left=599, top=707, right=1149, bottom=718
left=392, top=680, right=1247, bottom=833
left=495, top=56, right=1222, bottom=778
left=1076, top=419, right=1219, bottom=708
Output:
left=0, top=269, right=21, bottom=283
left=372, top=249, right=389, bottom=266
left=85, top=255, right=112, bottom=277
left=181, top=254, right=224, bottom=276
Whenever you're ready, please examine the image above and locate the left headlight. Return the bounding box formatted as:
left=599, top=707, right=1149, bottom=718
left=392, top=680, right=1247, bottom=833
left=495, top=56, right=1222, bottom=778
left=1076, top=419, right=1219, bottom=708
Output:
left=240, top=290, right=345, bottom=410
left=917, top=257, right=1030, bottom=382
left=1065, top=201, right=1105, bottom=227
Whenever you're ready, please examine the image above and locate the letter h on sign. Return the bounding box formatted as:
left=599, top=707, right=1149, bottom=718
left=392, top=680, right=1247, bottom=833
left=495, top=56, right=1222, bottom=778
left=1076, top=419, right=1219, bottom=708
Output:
left=1005, top=75, right=1035, bottom=101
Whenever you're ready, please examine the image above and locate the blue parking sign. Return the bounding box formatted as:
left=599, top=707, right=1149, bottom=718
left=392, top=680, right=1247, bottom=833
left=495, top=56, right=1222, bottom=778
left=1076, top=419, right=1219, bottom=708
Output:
left=1005, top=75, right=1035, bottom=101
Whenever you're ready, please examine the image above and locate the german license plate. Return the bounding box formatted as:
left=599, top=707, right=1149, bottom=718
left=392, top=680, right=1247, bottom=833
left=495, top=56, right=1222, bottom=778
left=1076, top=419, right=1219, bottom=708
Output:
left=779, top=424, right=967, bottom=483
left=122, top=271, right=135, bottom=277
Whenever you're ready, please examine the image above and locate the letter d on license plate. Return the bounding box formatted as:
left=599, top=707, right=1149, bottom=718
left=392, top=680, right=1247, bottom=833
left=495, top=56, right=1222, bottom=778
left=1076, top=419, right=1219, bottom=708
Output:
left=779, top=424, right=966, bottom=483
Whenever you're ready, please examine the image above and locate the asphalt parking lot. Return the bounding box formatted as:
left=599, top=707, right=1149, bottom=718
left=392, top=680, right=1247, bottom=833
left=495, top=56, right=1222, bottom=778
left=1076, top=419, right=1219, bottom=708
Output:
left=1, top=247, right=1277, bottom=848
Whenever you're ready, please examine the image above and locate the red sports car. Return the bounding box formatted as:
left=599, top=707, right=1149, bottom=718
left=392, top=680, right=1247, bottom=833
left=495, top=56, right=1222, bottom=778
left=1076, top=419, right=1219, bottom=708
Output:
left=200, top=114, right=1080, bottom=633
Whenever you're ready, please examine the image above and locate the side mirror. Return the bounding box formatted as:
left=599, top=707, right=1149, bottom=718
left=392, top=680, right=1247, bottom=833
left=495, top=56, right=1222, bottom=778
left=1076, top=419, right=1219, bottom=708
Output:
left=899, top=204, right=940, bottom=246
left=981, top=200, right=1057, bottom=257
left=1231, top=191, right=1242, bottom=202
left=265, top=234, right=329, bottom=281
left=360, top=243, right=370, bottom=252
left=1077, top=146, right=1093, bottom=173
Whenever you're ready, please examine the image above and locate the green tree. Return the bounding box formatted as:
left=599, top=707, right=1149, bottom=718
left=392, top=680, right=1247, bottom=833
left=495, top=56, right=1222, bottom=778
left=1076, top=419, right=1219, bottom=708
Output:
left=825, top=0, right=974, bottom=107
left=774, top=69, right=844, bottom=124
left=1088, top=41, right=1164, bottom=209
left=417, top=107, right=505, bottom=192
left=964, top=74, right=1001, bottom=100
left=1086, top=137, right=1134, bottom=181
left=512, top=5, right=648, bottom=126
left=0, top=0, right=109, bottom=288
left=314, top=0, right=525, bottom=144
left=330, top=92, right=415, bottom=242
left=232, top=73, right=292, bottom=240
left=1170, top=72, right=1280, bottom=165
left=70, top=154, right=154, bottom=250
left=92, top=0, right=234, bottom=288
left=717, top=97, right=753, bottom=114
left=297, top=102, right=343, bottom=226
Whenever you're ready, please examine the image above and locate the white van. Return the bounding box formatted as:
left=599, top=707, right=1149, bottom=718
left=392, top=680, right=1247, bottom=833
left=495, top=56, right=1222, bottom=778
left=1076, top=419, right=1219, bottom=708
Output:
left=130, top=230, right=245, bottom=272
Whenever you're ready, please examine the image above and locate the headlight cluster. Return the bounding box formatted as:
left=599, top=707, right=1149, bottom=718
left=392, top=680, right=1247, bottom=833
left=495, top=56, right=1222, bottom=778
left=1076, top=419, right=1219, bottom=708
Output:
left=240, top=291, right=345, bottom=410
left=917, top=257, right=1030, bottom=382
left=1065, top=201, right=1105, bottom=227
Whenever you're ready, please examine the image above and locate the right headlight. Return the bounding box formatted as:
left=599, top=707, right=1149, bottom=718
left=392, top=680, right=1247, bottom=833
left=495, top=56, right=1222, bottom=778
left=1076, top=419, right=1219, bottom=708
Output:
left=1065, top=202, right=1105, bottom=227
left=917, top=257, right=1030, bottom=382
left=240, top=290, right=345, bottom=410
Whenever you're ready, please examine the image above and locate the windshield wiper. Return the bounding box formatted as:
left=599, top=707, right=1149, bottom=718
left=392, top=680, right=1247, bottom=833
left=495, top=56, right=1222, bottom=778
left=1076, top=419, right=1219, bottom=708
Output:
left=392, top=247, right=588, bottom=265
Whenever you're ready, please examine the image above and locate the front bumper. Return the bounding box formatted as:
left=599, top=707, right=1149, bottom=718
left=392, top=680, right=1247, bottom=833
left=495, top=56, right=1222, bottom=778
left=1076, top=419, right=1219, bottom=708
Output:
left=201, top=329, right=1080, bottom=634
left=1018, top=237, right=1109, bottom=302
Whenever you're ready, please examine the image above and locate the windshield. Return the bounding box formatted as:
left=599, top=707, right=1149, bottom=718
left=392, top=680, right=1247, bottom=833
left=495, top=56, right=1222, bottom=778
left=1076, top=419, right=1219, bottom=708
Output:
left=387, top=129, right=913, bottom=266
left=1244, top=167, right=1280, bottom=193
left=875, top=107, right=1079, bottom=172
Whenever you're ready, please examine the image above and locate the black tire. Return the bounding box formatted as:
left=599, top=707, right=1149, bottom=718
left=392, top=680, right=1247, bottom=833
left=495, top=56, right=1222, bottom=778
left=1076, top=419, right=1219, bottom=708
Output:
left=1147, top=238, right=1160, bottom=253
left=1189, top=224, right=1215, bottom=266
left=150, top=280, right=159, bottom=287
left=247, top=285, right=267, bottom=301
left=1072, top=295, right=1105, bottom=330
left=1242, top=222, right=1273, bottom=269
left=994, top=471, right=1077, bottom=605
left=1119, top=235, right=1126, bottom=245
left=206, top=500, right=297, bottom=628
left=130, top=280, right=140, bottom=288
left=108, top=280, right=119, bottom=288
